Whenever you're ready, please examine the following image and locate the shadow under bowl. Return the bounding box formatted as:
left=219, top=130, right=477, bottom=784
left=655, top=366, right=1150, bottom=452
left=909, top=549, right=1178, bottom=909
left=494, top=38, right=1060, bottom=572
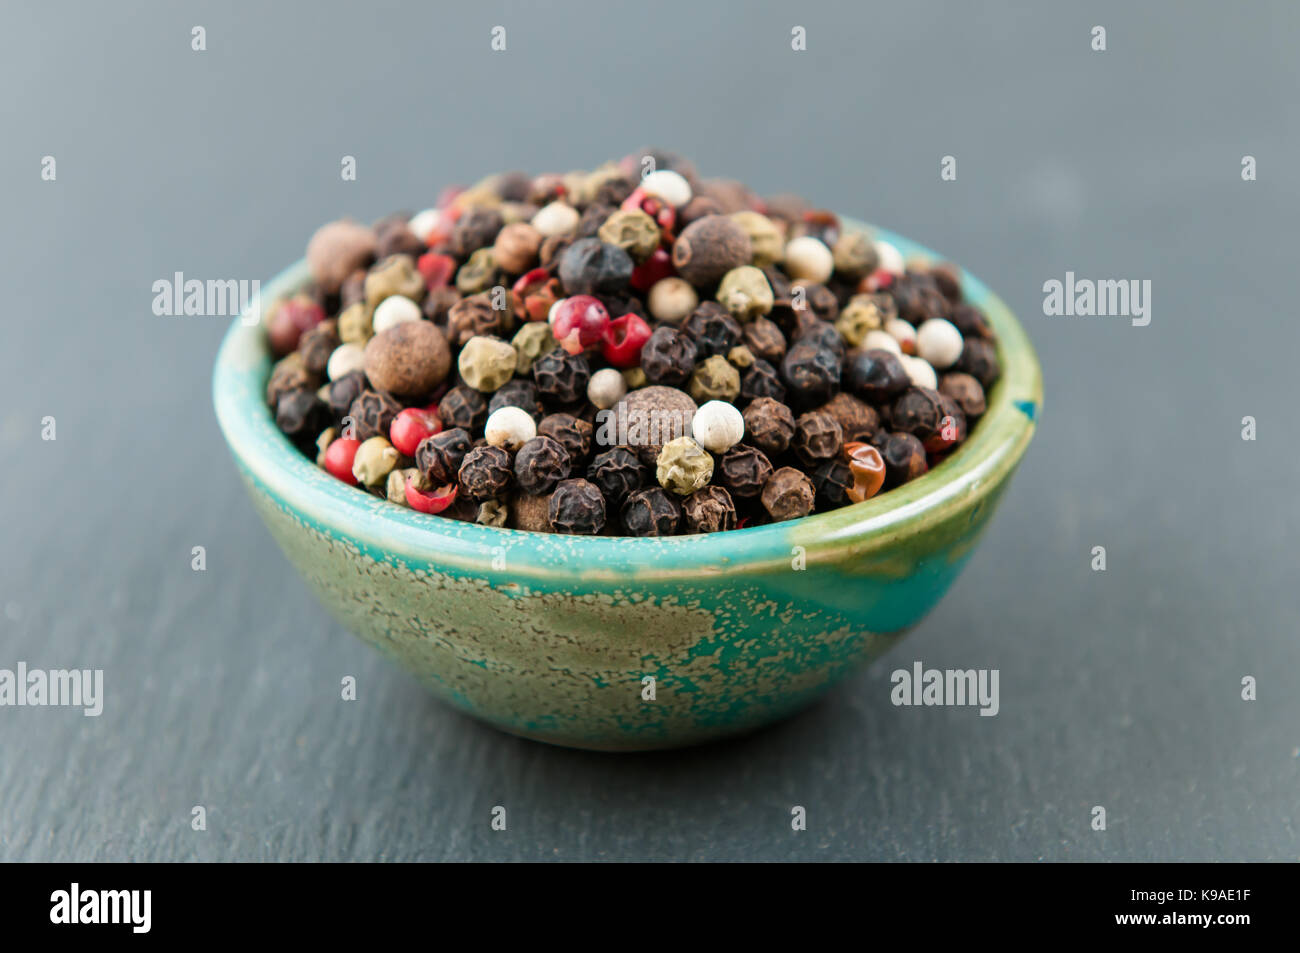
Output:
left=213, top=219, right=1042, bottom=751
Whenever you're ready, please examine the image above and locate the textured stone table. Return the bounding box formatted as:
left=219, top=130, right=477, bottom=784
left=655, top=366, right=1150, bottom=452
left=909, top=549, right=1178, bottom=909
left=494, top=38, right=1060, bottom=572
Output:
left=1, top=1, right=1296, bottom=861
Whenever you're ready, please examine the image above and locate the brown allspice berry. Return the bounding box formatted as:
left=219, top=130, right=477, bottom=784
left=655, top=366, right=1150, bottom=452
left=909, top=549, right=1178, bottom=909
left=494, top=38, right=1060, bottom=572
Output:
left=609, top=386, right=698, bottom=467
left=306, top=219, right=377, bottom=295
left=620, top=487, right=682, bottom=537
left=881, top=432, right=929, bottom=488
left=761, top=467, right=815, bottom=522
left=363, top=321, right=451, bottom=396
left=818, top=392, right=881, bottom=444
left=671, top=215, right=752, bottom=287
left=681, top=486, right=737, bottom=534
left=794, top=410, right=844, bottom=465
left=677, top=195, right=725, bottom=229
left=718, top=445, right=774, bottom=499
left=938, top=372, right=987, bottom=419
left=509, top=490, right=554, bottom=532
left=493, top=222, right=542, bottom=274
left=348, top=389, right=404, bottom=442
left=447, top=293, right=510, bottom=348
left=548, top=478, right=606, bottom=535
left=742, top=397, right=796, bottom=457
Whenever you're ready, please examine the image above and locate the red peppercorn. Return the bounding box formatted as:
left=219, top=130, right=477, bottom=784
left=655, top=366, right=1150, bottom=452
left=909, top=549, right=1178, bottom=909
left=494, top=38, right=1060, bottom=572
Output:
left=405, top=477, right=458, bottom=514
left=268, top=297, right=325, bottom=356
left=842, top=441, right=886, bottom=502
left=551, top=295, right=611, bottom=354
left=323, top=437, right=361, bottom=485
left=416, top=252, right=456, bottom=289
left=629, top=247, right=675, bottom=291
left=859, top=268, right=895, bottom=293
left=601, top=313, right=652, bottom=368
left=621, top=187, right=676, bottom=235
left=389, top=406, right=443, bottom=457
left=510, top=268, right=561, bottom=322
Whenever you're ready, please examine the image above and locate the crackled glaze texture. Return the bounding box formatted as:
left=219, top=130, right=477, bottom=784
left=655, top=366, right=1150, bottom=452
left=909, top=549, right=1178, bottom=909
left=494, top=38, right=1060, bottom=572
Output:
left=214, top=220, right=1042, bottom=750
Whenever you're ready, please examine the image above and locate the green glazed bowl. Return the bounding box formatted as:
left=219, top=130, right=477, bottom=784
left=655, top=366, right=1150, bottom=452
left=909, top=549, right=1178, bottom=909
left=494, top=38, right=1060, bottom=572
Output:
left=213, top=220, right=1041, bottom=751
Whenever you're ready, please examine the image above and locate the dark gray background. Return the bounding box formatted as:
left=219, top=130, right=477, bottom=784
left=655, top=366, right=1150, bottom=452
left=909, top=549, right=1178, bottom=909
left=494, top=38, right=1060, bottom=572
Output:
left=2, top=0, right=1296, bottom=862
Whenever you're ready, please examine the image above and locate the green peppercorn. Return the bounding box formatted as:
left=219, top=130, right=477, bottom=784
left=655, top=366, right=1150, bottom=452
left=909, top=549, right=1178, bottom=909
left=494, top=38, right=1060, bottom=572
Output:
left=364, top=254, right=425, bottom=307
left=477, top=499, right=509, bottom=527
left=455, top=247, right=498, bottom=295
left=596, top=208, right=661, bottom=264
left=831, top=230, right=879, bottom=279
left=688, top=354, right=741, bottom=403
left=729, top=211, right=784, bottom=267
left=337, top=301, right=374, bottom=345
left=727, top=345, right=755, bottom=369
left=656, top=436, right=714, bottom=495
left=834, top=295, right=885, bottom=346
left=716, top=266, right=774, bottom=321
left=353, top=435, right=400, bottom=486
left=512, top=321, right=558, bottom=375
left=458, top=335, right=518, bottom=392
left=621, top=367, right=648, bottom=391
left=315, top=426, right=338, bottom=466
left=387, top=467, right=426, bottom=505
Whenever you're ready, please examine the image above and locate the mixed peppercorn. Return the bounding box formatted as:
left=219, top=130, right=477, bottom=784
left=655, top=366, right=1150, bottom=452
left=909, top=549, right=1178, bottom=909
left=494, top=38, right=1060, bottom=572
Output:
left=264, top=151, right=1001, bottom=536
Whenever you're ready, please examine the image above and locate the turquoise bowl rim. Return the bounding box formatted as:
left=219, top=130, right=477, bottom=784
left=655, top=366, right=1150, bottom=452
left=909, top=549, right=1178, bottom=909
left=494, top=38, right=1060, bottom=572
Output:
left=213, top=220, right=1042, bottom=582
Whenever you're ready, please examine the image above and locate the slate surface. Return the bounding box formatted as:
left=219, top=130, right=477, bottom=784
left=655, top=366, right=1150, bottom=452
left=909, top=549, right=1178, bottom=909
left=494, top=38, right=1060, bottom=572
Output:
left=1, top=1, right=1296, bottom=862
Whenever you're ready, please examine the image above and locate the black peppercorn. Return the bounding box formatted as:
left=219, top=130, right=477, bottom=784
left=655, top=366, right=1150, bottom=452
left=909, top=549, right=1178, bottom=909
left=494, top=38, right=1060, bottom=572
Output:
left=948, top=303, right=994, bottom=341
left=938, top=372, right=986, bottom=419
left=532, top=348, right=591, bottom=405
left=844, top=348, right=911, bottom=403
left=514, top=435, right=570, bottom=495
left=761, top=466, right=815, bottom=522
left=298, top=319, right=339, bottom=377
left=576, top=203, right=616, bottom=239
left=681, top=486, right=737, bottom=534
left=621, top=486, right=682, bottom=537
left=890, top=273, right=950, bottom=324
left=780, top=343, right=840, bottom=406
left=557, top=238, right=634, bottom=296
left=926, top=395, right=968, bottom=452
left=956, top=337, right=1001, bottom=388
left=423, top=286, right=461, bottom=327
left=416, top=427, right=473, bottom=485
left=810, top=458, right=854, bottom=508
left=459, top=444, right=513, bottom=501
left=742, top=316, right=787, bottom=365
left=928, top=262, right=964, bottom=303
left=438, top=385, right=489, bottom=432
left=742, top=397, right=796, bottom=457
left=793, top=282, right=840, bottom=323
left=449, top=206, right=505, bottom=258
left=267, top=355, right=320, bottom=410
left=447, top=293, right=510, bottom=348
left=586, top=447, right=646, bottom=505
left=717, top=445, right=774, bottom=499
left=538, top=412, right=593, bottom=467
left=681, top=302, right=743, bottom=359
left=348, top=389, right=403, bottom=442
left=881, top=432, right=929, bottom=488
left=489, top=379, right=545, bottom=422
left=276, top=388, right=327, bottom=442
left=791, top=317, right=845, bottom=358
left=640, top=326, right=698, bottom=387
left=740, top=358, right=786, bottom=402
left=592, top=173, right=637, bottom=207
left=373, top=216, right=425, bottom=260
left=548, top=478, right=606, bottom=534
left=891, top=386, right=945, bottom=442
left=794, top=411, right=844, bottom=465
left=818, top=392, right=881, bottom=444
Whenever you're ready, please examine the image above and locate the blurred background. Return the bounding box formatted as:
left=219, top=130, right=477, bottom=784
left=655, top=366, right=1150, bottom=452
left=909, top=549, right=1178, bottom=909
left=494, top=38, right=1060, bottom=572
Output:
left=1, top=0, right=1296, bottom=860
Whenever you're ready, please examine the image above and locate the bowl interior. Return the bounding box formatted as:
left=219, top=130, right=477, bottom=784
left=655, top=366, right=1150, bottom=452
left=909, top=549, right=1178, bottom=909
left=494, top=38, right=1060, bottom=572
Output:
left=213, top=220, right=1042, bottom=581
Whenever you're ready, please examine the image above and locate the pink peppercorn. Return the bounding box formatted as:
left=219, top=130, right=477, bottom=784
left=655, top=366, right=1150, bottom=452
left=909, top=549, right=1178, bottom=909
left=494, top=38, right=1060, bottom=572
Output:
left=323, top=437, right=361, bottom=485
left=602, top=313, right=652, bottom=368
left=389, top=406, right=442, bottom=457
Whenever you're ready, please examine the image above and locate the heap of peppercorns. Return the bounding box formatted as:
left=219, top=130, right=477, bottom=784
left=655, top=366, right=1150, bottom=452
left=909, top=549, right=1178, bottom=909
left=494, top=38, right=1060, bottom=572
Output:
left=264, top=151, right=1001, bottom=536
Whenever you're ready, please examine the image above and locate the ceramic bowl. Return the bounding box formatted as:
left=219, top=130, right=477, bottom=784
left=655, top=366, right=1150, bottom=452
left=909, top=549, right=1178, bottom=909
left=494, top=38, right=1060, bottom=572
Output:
left=213, top=220, right=1041, bottom=751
